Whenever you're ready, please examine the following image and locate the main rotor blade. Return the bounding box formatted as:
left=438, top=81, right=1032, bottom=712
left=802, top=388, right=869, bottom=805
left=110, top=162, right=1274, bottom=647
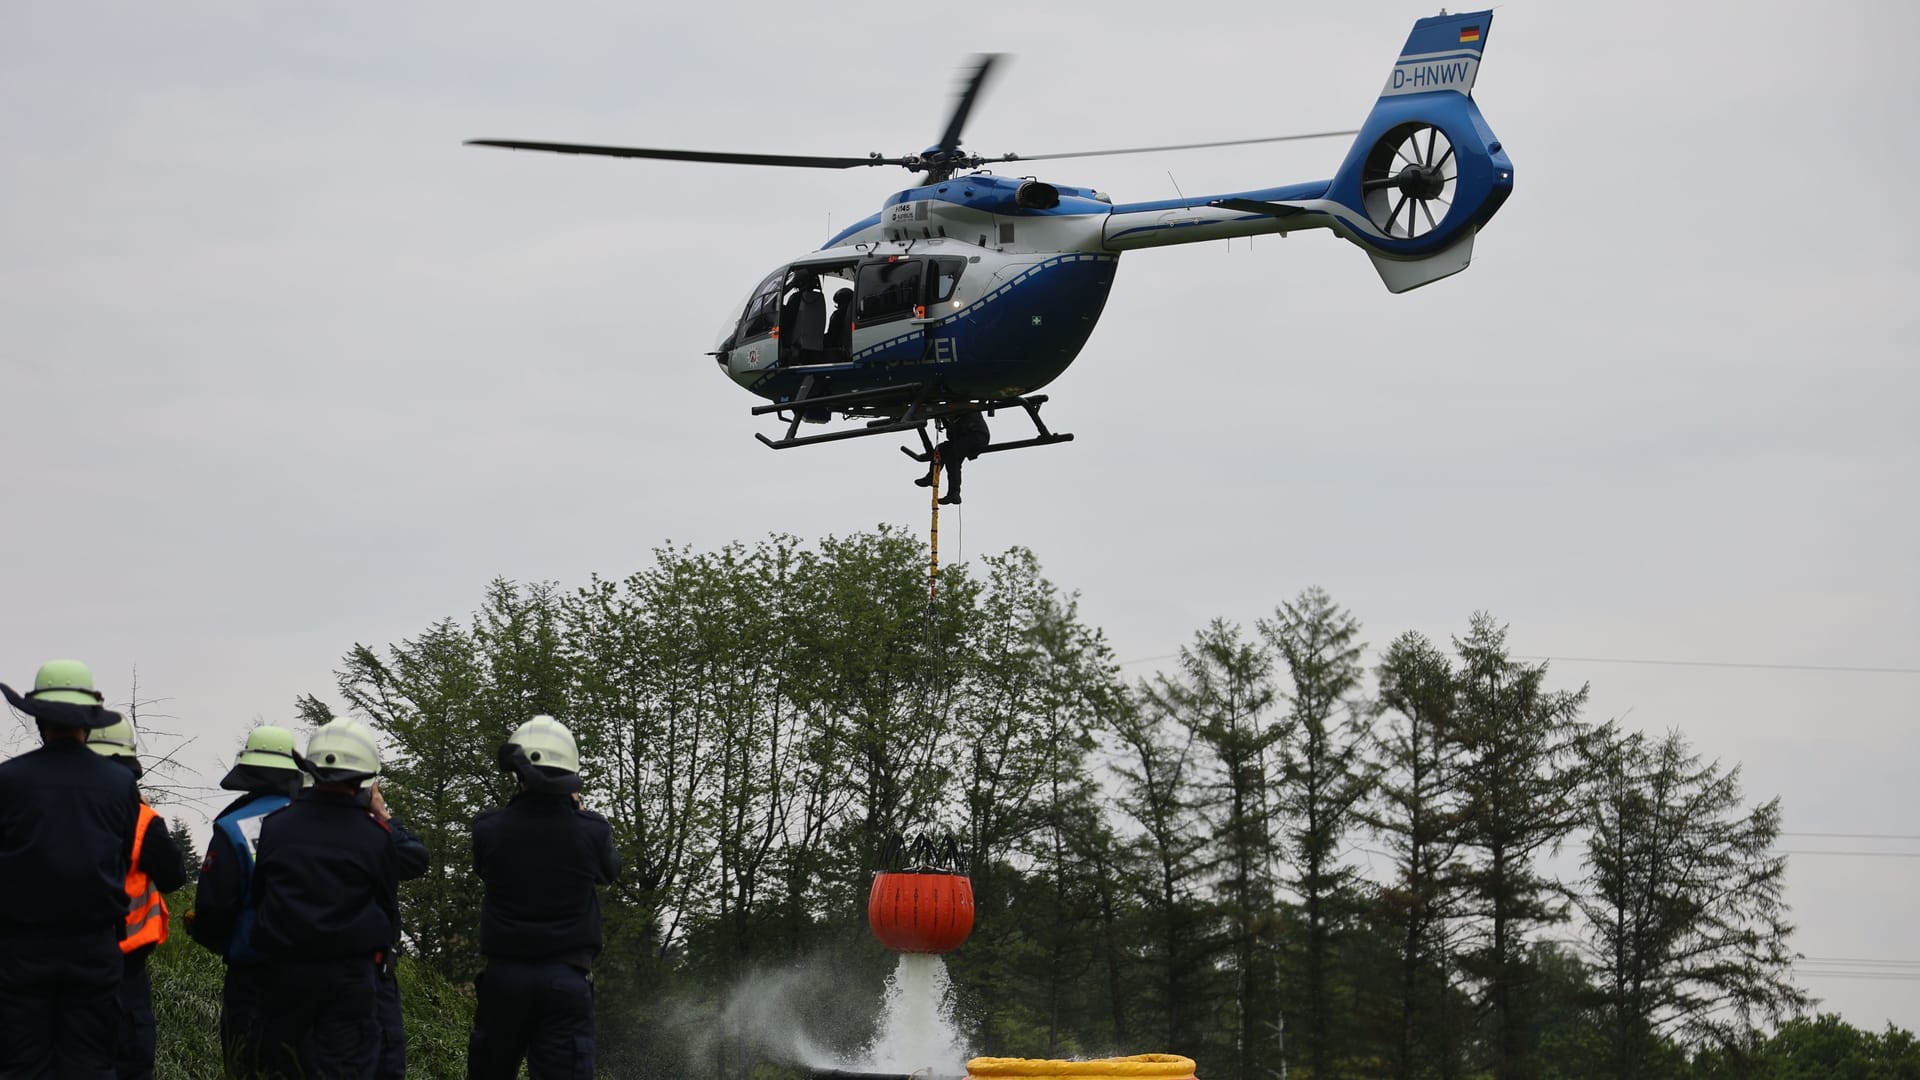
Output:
left=995, top=129, right=1359, bottom=164
left=934, top=53, right=1004, bottom=155
left=466, top=139, right=907, bottom=170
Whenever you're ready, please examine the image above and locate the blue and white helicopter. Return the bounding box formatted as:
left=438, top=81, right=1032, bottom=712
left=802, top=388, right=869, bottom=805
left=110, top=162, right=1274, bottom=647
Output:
left=472, top=9, right=1511, bottom=455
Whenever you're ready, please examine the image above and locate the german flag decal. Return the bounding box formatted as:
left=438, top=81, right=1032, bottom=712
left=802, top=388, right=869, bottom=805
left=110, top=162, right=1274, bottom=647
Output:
left=1459, top=25, right=1481, bottom=43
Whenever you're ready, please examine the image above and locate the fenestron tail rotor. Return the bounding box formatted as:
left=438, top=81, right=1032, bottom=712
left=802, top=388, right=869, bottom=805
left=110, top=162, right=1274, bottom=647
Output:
left=1361, top=122, right=1456, bottom=239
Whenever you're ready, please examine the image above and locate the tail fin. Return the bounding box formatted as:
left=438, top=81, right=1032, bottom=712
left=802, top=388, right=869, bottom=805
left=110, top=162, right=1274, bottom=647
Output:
left=1325, top=10, right=1514, bottom=292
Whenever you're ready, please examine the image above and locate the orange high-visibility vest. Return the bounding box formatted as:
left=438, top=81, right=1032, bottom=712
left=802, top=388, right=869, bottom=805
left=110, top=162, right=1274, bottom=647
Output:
left=121, top=801, right=170, bottom=953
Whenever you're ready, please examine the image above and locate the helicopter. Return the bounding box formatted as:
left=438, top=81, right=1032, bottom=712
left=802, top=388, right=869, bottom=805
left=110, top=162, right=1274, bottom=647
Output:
left=471, top=10, right=1512, bottom=456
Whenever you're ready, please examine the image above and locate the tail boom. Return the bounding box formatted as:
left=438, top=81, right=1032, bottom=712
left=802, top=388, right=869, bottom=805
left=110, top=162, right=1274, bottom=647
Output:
left=1095, top=11, right=1512, bottom=292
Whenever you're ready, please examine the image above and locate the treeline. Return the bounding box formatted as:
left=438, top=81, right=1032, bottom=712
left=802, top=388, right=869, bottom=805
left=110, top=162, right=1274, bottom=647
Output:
left=292, top=528, right=1813, bottom=1080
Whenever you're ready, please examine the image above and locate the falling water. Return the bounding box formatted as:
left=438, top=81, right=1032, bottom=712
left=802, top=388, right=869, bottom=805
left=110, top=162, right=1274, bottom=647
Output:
left=848, top=953, right=971, bottom=1075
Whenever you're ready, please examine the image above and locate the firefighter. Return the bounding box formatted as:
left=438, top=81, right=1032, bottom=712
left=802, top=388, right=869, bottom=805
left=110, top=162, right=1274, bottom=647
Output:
left=0, top=660, right=141, bottom=1079
left=374, top=789, right=429, bottom=1080
left=467, top=716, right=620, bottom=1080
left=187, top=725, right=305, bottom=1077
left=85, top=715, right=189, bottom=1080
left=247, top=718, right=403, bottom=1079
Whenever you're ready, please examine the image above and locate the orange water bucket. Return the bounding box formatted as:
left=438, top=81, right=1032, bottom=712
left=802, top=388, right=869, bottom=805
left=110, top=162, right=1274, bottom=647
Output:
left=967, top=1055, right=1197, bottom=1080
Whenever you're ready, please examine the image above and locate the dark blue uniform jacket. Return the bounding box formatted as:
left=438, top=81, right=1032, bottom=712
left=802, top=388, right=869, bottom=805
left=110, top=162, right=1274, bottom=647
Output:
left=472, top=793, right=619, bottom=967
left=0, top=740, right=139, bottom=985
left=0, top=741, right=138, bottom=930
left=249, top=789, right=401, bottom=961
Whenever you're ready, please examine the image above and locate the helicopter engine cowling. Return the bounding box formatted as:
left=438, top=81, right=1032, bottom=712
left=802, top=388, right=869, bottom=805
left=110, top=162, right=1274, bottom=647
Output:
left=1015, top=181, right=1059, bottom=210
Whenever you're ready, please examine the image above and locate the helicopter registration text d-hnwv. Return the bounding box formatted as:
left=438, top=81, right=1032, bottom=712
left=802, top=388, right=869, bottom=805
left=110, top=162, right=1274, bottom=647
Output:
left=472, top=10, right=1512, bottom=456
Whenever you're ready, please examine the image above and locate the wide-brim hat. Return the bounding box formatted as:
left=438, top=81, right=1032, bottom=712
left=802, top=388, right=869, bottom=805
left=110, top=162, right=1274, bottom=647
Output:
left=218, top=762, right=303, bottom=792
left=1, top=683, right=122, bottom=730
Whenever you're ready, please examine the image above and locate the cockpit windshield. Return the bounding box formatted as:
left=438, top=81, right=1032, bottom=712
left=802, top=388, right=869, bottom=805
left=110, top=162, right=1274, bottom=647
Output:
left=738, top=269, right=784, bottom=341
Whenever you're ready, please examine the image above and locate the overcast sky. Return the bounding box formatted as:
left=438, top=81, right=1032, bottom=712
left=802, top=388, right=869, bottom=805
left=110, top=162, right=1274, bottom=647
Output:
left=4, top=0, right=1915, bottom=1036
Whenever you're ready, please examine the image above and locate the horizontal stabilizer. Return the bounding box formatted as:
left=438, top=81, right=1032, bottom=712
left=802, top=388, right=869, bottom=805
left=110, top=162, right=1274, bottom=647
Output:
left=1210, top=197, right=1309, bottom=218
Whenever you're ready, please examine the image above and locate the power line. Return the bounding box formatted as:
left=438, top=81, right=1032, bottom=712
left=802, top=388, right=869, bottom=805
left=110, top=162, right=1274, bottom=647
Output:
left=1515, top=655, right=1920, bottom=675
left=1777, top=850, right=1920, bottom=859
left=1782, top=831, right=1920, bottom=841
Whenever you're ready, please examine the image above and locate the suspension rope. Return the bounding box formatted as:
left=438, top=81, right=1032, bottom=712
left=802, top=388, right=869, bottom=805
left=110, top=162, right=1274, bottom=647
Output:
left=927, top=461, right=942, bottom=611
left=916, top=458, right=948, bottom=739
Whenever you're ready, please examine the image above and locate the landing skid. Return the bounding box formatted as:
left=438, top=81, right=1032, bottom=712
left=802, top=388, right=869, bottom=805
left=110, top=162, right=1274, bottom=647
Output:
left=751, top=376, right=1074, bottom=454
left=898, top=396, right=1074, bottom=463
left=752, top=377, right=930, bottom=450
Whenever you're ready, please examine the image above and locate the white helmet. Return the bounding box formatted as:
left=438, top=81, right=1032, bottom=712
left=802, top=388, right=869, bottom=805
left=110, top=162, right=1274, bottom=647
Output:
left=506, top=715, right=579, bottom=774
left=302, top=717, right=381, bottom=786
left=499, top=715, right=581, bottom=794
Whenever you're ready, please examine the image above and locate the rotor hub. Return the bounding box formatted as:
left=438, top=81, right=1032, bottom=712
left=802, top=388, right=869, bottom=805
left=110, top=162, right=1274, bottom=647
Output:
left=1394, top=163, right=1448, bottom=201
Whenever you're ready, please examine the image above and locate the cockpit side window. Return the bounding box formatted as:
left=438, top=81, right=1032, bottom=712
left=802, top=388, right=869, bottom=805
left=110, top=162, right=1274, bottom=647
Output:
left=738, top=269, right=785, bottom=340
left=931, top=257, right=967, bottom=304
left=855, top=259, right=926, bottom=326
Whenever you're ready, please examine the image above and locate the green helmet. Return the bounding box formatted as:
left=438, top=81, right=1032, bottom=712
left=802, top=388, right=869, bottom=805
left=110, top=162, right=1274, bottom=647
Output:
left=506, top=715, right=579, bottom=774
left=302, top=717, right=381, bottom=785
left=85, top=715, right=139, bottom=759
left=236, top=725, right=300, bottom=771
left=31, top=659, right=105, bottom=707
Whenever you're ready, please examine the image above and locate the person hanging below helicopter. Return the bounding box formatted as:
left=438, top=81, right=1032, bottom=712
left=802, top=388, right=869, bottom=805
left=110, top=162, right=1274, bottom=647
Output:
left=914, top=409, right=990, bottom=505
left=825, top=287, right=855, bottom=361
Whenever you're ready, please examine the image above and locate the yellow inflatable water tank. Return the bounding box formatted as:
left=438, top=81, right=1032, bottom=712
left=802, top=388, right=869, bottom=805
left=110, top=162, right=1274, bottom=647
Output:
left=967, top=1055, right=1197, bottom=1080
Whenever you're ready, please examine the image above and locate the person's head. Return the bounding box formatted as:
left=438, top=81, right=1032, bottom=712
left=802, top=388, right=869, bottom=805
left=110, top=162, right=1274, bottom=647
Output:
left=85, top=714, right=142, bottom=777
left=38, top=721, right=89, bottom=744
left=299, top=717, right=381, bottom=791
left=497, top=715, right=582, bottom=795
left=220, top=725, right=304, bottom=794
left=1, top=659, right=120, bottom=742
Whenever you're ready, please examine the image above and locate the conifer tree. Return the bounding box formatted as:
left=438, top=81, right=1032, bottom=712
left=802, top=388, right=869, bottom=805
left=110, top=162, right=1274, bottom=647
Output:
left=169, top=816, right=201, bottom=884
left=1579, top=728, right=1808, bottom=1076
left=1261, top=588, right=1371, bottom=1079
left=1450, top=614, right=1591, bottom=1080
left=1368, top=631, right=1469, bottom=1079
left=1139, top=620, right=1277, bottom=1080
